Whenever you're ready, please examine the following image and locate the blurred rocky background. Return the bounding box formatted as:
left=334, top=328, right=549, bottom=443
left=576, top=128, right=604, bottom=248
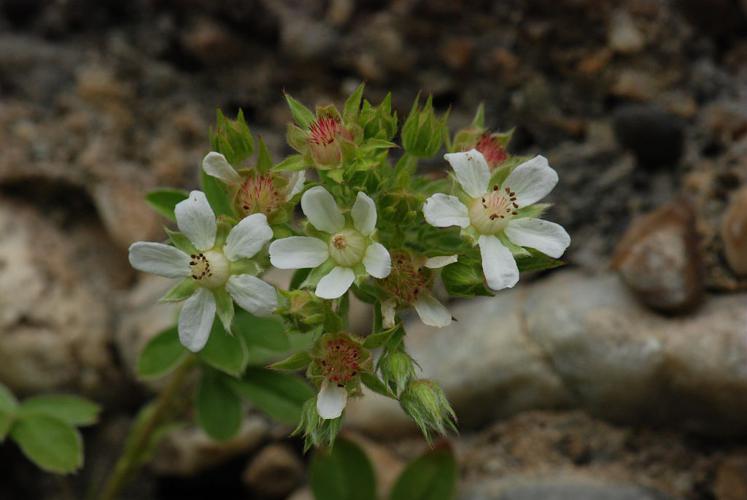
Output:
left=0, top=0, right=746, bottom=498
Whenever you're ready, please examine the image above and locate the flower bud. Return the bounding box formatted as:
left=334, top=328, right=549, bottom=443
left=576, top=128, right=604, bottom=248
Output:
left=283, top=290, right=328, bottom=328
left=209, top=109, right=255, bottom=165
left=359, top=93, right=398, bottom=141
left=293, top=398, right=343, bottom=451
left=378, top=349, right=416, bottom=396
left=287, top=105, right=357, bottom=170
left=400, top=379, right=456, bottom=441
left=401, top=95, right=448, bottom=157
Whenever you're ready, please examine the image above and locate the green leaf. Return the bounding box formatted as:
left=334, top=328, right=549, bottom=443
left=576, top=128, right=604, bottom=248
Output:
left=471, top=103, right=485, bottom=128
left=19, top=395, right=100, bottom=427
left=198, top=321, right=249, bottom=377
left=310, top=437, right=376, bottom=500
left=160, top=278, right=198, bottom=303
left=389, top=445, right=458, bottom=500
left=10, top=415, right=83, bottom=474
left=516, top=249, right=565, bottom=273
left=145, top=189, right=189, bottom=221
left=285, top=93, right=316, bottom=129
left=200, top=169, right=234, bottom=217
left=234, top=310, right=291, bottom=365
left=360, top=372, right=394, bottom=398
left=196, top=369, right=243, bottom=441
left=229, top=368, right=314, bottom=425
left=269, top=351, right=311, bottom=371
left=0, top=384, right=17, bottom=441
left=441, top=260, right=493, bottom=298
left=362, top=325, right=399, bottom=349
left=136, top=326, right=188, bottom=379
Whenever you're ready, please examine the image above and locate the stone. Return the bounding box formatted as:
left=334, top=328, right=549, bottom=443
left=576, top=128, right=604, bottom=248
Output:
left=346, top=271, right=747, bottom=437
left=0, top=199, right=117, bottom=395
left=714, top=454, right=747, bottom=500
left=612, top=105, right=685, bottom=168
left=151, top=416, right=269, bottom=476
left=242, top=443, right=304, bottom=497
left=348, top=433, right=405, bottom=496
left=721, top=187, right=747, bottom=277
left=612, top=201, right=704, bottom=313
left=462, top=476, right=670, bottom=500
left=607, top=10, right=645, bottom=54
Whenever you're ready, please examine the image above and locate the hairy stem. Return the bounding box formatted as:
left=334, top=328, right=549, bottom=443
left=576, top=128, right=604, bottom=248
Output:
left=95, top=356, right=195, bottom=500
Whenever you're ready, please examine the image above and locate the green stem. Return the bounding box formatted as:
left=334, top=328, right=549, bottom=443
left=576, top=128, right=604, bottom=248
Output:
left=95, top=356, right=195, bottom=500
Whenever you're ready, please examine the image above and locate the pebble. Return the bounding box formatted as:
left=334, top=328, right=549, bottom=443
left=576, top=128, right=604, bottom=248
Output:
left=721, top=187, right=747, bottom=277
left=612, top=201, right=704, bottom=313
left=242, top=443, right=304, bottom=497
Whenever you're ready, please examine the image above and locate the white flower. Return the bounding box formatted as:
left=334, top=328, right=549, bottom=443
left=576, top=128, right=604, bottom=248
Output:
left=423, top=149, right=570, bottom=291
left=317, top=379, right=348, bottom=419
left=202, top=151, right=305, bottom=217
left=128, top=191, right=277, bottom=352
left=269, top=186, right=391, bottom=299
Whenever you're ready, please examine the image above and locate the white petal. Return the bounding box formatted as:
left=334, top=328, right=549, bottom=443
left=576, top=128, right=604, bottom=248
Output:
left=178, top=288, right=216, bottom=352
left=202, top=152, right=240, bottom=185
left=226, top=275, right=278, bottom=317
left=224, top=213, right=273, bottom=261
left=425, top=255, right=458, bottom=269
left=478, top=235, right=519, bottom=291
left=423, top=194, right=470, bottom=228
left=317, top=380, right=348, bottom=420
left=505, top=218, right=571, bottom=259
left=363, top=242, right=391, bottom=279
left=502, top=155, right=558, bottom=207
left=269, top=237, right=329, bottom=269
left=381, top=299, right=397, bottom=329
left=128, top=242, right=190, bottom=278
left=285, top=170, right=306, bottom=201
left=413, top=292, right=452, bottom=328
left=175, top=191, right=216, bottom=251
left=444, top=149, right=491, bottom=198
left=351, top=192, right=377, bottom=236
left=315, top=266, right=355, bottom=299
left=301, top=186, right=344, bottom=233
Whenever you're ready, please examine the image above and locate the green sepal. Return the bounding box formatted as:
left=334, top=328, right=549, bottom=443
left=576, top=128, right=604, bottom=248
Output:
left=273, top=153, right=307, bottom=172
left=269, top=351, right=312, bottom=371
left=285, top=93, right=316, bottom=129
left=214, top=288, right=235, bottom=333
left=343, top=82, right=365, bottom=124
left=472, top=102, right=486, bottom=128
left=256, top=136, right=273, bottom=174
left=360, top=372, right=395, bottom=399
left=165, top=228, right=197, bottom=255
left=441, top=257, right=493, bottom=298
left=209, top=108, right=255, bottom=166
left=229, top=258, right=262, bottom=276
left=159, top=278, right=197, bottom=303
left=300, top=259, right=336, bottom=289
left=516, top=203, right=551, bottom=219
left=516, top=249, right=565, bottom=272
left=497, top=233, right=531, bottom=258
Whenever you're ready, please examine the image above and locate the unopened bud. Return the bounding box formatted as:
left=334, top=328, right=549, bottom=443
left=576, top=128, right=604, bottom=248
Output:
left=378, top=349, right=415, bottom=396
left=401, top=96, right=448, bottom=157
left=400, top=379, right=456, bottom=441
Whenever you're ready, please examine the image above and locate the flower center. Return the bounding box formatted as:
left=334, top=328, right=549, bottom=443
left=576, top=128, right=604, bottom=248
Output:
left=320, top=337, right=361, bottom=385
left=469, top=185, right=518, bottom=234
left=190, top=249, right=230, bottom=289
left=328, top=229, right=366, bottom=267
left=237, top=174, right=283, bottom=217
left=379, top=251, right=432, bottom=305
left=475, top=134, right=508, bottom=169
left=309, top=117, right=342, bottom=145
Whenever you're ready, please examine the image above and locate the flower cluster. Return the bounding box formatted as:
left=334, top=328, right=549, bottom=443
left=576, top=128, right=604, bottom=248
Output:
left=130, top=86, right=570, bottom=448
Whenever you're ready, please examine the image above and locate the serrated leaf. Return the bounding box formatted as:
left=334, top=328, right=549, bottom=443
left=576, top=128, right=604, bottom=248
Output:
left=19, top=395, right=100, bottom=427
left=389, top=445, right=457, bottom=500
left=198, top=321, right=249, bottom=377
left=269, top=351, right=311, bottom=371
left=136, top=326, right=188, bottom=379
left=145, top=189, right=189, bottom=221
left=10, top=415, right=83, bottom=474
left=285, top=93, right=316, bottom=129
left=229, top=368, right=313, bottom=425
left=310, top=437, right=376, bottom=500
left=196, top=369, right=243, bottom=441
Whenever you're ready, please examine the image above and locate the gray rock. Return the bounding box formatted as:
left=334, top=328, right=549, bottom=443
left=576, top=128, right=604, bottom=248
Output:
left=242, top=443, right=303, bottom=497
left=346, top=271, right=747, bottom=437
left=462, top=476, right=670, bottom=500
left=721, top=187, right=747, bottom=277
